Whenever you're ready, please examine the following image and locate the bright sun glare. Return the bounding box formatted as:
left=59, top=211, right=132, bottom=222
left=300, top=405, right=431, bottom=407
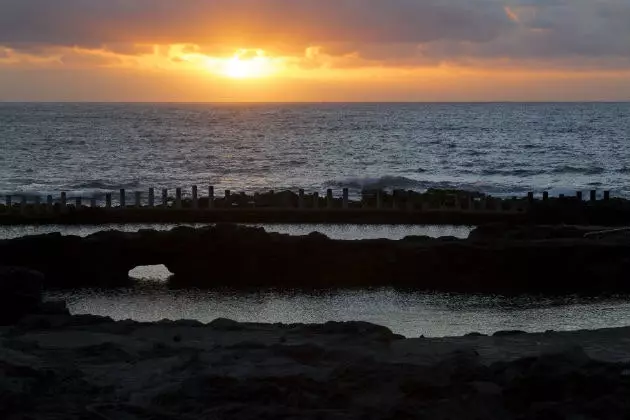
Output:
left=216, top=49, right=274, bottom=79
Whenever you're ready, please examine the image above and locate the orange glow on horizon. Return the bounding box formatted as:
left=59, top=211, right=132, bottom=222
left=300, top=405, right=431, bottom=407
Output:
left=1, top=42, right=629, bottom=102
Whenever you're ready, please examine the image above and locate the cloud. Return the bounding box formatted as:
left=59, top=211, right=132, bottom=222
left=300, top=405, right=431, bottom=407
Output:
left=0, top=0, right=514, bottom=47
left=0, top=0, right=628, bottom=70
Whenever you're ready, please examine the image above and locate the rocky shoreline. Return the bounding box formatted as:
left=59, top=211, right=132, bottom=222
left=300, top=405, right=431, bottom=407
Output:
left=2, top=250, right=630, bottom=418
left=2, top=223, right=630, bottom=293
left=3, top=307, right=630, bottom=419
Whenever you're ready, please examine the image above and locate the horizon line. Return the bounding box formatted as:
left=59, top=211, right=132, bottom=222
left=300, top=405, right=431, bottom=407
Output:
left=1, top=100, right=629, bottom=104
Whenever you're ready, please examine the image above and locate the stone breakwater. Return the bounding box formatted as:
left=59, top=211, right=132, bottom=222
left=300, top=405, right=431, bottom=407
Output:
left=2, top=188, right=630, bottom=226
left=1, top=224, right=630, bottom=293
left=3, top=312, right=630, bottom=420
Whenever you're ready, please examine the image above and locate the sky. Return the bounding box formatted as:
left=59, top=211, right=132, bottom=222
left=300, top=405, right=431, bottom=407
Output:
left=0, top=0, right=629, bottom=102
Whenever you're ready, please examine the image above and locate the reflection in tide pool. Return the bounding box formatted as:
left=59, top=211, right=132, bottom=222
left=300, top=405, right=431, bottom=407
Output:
left=46, top=284, right=630, bottom=338
left=0, top=223, right=473, bottom=241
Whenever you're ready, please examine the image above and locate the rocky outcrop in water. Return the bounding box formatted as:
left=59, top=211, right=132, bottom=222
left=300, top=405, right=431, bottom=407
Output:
left=1, top=224, right=629, bottom=293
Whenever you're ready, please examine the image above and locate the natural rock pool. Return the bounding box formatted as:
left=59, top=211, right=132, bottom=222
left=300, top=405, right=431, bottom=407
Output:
left=47, top=284, right=630, bottom=338
left=6, top=223, right=630, bottom=338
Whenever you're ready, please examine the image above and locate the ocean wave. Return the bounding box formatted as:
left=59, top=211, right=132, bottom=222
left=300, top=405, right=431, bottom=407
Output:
left=550, top=166, right=605, bottom=175
left=324, top=176, right=507, bottom=195
left=480, top=169, right=541, bottom=177
left=71, top=180, right=141, bottom=190
left=325, top=176, right=426, bottom=191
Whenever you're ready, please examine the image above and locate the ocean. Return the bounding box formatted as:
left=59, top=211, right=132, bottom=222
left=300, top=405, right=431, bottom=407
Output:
left=1, top=102, right=629, bottom=200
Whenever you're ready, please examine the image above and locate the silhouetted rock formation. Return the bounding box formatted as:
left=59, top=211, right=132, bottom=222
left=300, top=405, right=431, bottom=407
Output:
left=1, top=224, right=630, bottom=293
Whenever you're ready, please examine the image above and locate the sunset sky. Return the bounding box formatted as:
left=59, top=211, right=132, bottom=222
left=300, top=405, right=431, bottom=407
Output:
left=1, top=0, right=629, bottom=102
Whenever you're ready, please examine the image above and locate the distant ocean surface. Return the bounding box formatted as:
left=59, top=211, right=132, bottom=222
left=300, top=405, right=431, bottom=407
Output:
left=1, top=102, right=629, bottom=200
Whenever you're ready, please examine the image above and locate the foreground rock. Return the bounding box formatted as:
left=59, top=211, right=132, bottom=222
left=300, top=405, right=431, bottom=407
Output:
left=0, top=267, right=44, bottom=324
left=1, top=224, right=630, bottom=293
left=2, top=315, right=630, bottom=419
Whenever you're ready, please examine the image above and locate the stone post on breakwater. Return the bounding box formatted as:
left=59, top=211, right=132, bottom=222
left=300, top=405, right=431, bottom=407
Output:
left=4, top=186, right=627, bottom=224
left=148, top=188, right=155, bottom=207
left=225, top=190, right=231, bottom=207
left=298, top=189, right=305, bottom=209
left=175, top=188, right=182, bottom=209
left=60, top=192, right=67, bottom=212
left=408, top=191, right=415, bottom=211
left=208, top=186, right=214, bottom=209
left=192, top=185, right=198, bottom=209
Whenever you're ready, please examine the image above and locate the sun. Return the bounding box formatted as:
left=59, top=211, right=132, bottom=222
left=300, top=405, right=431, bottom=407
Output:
left=219, top=49, right=274, bottom=79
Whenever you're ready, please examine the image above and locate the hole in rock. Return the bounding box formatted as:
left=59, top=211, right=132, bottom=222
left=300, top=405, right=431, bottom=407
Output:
left=128, top=265, right=173, bottom=281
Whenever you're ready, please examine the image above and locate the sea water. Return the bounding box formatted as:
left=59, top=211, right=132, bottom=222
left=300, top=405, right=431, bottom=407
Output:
left=1, top=102, right=629, bottom=200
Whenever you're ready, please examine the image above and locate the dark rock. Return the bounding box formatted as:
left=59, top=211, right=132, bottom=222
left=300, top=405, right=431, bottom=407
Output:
left=470, top=381, right=503, bottom=396
left=15, top=314, right=54, bottom=330
left=271, top=344, right=326, bottom=364
left=2, top=224, right=630, bottom=293
left=37, top=300, right=70, bottom=316
left=402, top=235, right=433, bottom=242
left=465, top=332, right=487, bottom=337
left=469, top=224, right=595, bottom=242
left=493, top=330, right=528, bottom=337
left=63, top=314, right=116, bottom=326
left=307, top=231, right=329, bottom=240
left=299, top=321, right=403, bottom=341
left=159, top=319, right=204, bottom=328
left=209, top=318, right=245, bottom=331
left=0, top=266, right=44, bottom=324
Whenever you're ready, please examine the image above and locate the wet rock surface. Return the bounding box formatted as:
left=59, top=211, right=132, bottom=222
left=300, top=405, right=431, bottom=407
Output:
left=2, top=316, right=630, bottom=419
left=1, top=224, right=630, bottom=293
